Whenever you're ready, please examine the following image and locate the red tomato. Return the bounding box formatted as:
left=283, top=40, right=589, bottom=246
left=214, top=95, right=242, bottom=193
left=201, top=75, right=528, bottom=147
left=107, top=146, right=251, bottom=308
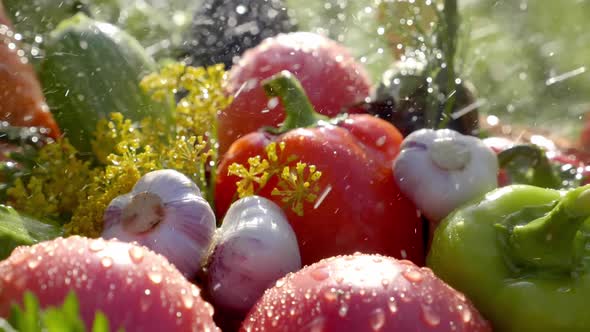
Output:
left=0, top=236, right=219, bottom=332
left=216, top=72, right=424, bottom=267
left=217, top=31, right=371, bottom=155
left=241, top=253, right=491, bottom=332
left=0, top=7, right=61, bottom=138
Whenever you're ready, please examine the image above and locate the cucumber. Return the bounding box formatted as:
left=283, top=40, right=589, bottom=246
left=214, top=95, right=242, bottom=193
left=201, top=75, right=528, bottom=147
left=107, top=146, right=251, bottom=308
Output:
left=0, top=205, right=62, bottom=260
left=40, top=13, right=171, bottom=154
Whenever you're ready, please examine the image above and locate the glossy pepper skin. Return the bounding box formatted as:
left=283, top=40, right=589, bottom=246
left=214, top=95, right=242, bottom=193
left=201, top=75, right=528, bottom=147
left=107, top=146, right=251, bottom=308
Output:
left=428, top=184, right=590, bottom=331
left=216, top=71, right=424, bottom=267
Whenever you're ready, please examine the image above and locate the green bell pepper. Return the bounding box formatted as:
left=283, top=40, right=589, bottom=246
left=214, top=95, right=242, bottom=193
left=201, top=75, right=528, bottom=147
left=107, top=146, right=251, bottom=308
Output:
left=428, top=184, right=590, bottom=331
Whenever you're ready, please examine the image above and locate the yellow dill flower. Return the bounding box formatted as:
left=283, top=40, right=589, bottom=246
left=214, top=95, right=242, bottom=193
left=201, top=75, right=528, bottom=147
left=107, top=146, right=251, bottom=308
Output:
left=139, top=62, right=185, bottom=102
left=7, top=139, right=94, bottom=221
left=163, top=135, right=214, bottom=192
left=228, top=156, right=271, bottom=197
left=141, top=62, right=232, bottom=138
left=91, top=112, right=141, bottom=164
left=227, top=142, right=323, bottom=216
left=271, top=162, right=323, bottom=216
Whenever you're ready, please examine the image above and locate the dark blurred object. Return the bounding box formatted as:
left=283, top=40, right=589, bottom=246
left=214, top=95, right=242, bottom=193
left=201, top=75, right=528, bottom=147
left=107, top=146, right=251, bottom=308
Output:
left=181, top=0, right=297, bottom=68
left=0, top=124, right=53, bottom=201
left=350, top=59, right=480, bottom=137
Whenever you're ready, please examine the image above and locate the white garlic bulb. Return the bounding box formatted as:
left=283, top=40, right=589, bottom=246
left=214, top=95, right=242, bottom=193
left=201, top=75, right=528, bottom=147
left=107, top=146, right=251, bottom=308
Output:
left=102, top=169, right=216, bottom=278
left=207, top=195, right=301, bottom=314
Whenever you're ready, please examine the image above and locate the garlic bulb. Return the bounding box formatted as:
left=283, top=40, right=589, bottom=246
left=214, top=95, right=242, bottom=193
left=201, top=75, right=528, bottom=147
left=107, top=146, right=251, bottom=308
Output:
left=102, top=169, right=216, bottom=278
left=207, top=196, right=301, bottom=315
left=393, top=128, right=498, bottom=223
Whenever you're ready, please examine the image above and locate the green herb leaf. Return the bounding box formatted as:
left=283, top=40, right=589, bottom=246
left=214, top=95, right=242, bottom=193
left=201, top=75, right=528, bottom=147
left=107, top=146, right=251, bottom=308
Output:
left=0, top=205, right=62, bottom=260
left=6, top=291, right=121, bottom=332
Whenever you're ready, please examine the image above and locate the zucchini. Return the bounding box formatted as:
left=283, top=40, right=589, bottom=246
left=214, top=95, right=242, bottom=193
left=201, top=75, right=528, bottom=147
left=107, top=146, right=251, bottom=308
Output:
left=40, top=13, right=171, bottom=154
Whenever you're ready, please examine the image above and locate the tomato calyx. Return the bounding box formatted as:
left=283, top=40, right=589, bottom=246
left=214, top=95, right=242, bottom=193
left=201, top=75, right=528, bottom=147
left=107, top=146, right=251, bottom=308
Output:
left=260, top=70, right=334, bottom=135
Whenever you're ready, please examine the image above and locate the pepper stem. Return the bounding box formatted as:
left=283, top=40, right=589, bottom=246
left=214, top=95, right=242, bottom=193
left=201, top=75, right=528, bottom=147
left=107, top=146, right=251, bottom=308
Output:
left=262, top=71, right=329, bottom=134
left=509, top=185, right=590, bottom=271
left=121, top=191, right=165, bottom=233
left=497, top=144, right=562, bottom=189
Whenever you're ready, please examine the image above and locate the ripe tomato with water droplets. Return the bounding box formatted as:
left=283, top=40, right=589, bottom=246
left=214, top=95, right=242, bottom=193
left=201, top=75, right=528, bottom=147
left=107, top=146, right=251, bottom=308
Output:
left=217, top=31, right=371, bottom=156
left=0, top=236, right=220, bottom=332
left=241, top=253, right=491, bottom=332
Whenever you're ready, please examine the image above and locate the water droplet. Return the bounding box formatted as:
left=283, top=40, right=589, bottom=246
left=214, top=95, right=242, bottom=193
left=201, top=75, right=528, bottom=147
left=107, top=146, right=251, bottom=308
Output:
left=144, top=288, right=151, bottom=296
left=10, top=250, right=29, bottom=266
left=140, top=294, right=152, bottom=312
left=310, top=266, right=330, bottom=281
left=128, top=246, right=144, bottom=263
left=402, top=269, right=423, bottom=283
left=181, top=290, right=194, bottom=309
left=100, top=256, right=113, bottom=268
left=381, top=278, right=390, bottom=289
left=369, top=308, right=386, bottom=331
left=148, top=271, right=163, bottom=284
left=307, top=316, right=325, bottom=332
left=275, top=279, right=286, bottom=288
left=387, top=297, right=398, bottom=313
left=27, top=257, right=41, bottom=270
left=421, top=304, right=441, bottom=327
left=338, top=303, right=349, bottom=317
left=323, top=288, right=338, bottom=302
left=89, top=239, right=106, bottom=252
left=266, top=309, right=273, bottom=318
left=460, top=306, right=472, bottom=323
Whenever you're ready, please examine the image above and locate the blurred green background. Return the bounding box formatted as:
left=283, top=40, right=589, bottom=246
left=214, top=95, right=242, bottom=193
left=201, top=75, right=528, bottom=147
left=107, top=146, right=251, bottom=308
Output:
left=5, top=0, right=590, bottom=139
left=289, top=0, right=590, bottom=140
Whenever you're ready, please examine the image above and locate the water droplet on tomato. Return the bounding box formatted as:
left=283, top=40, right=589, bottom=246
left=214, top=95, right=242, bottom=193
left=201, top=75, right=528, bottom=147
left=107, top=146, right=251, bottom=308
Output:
left=128, top=246, right=145, bottom=263
left=460, top=305, right=472, bottom=323
left=310, top=265, right=330, bottom=281
left=89, top=239, right=106, bottom=252
left=100, top=256, right=113, bottom=268
left=421, top=304, right=441, bottom=327
left=148, top=270, right=163, bottom=284
left=338, top=303, right=349, bottom=317
left=369, top=308, right=386, bottom=331
left=27, top=256, right=41, bottom=270
left=387, top=297, right=398, bottom=313
left=323, top=288, right=338, bottom=302
left=402, top=269, right=423, bottom=283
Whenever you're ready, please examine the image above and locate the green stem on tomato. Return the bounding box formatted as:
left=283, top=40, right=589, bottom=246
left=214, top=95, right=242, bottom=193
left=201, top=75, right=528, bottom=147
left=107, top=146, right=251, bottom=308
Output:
left=262, top=71, right=329, bottom=134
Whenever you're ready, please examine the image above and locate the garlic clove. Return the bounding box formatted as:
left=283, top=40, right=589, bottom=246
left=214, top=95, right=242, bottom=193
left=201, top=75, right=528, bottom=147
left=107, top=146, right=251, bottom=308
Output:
left=101, top=169, right=216, bottom=278
left=394, top=128, right=498, bottom=223
left=207, top=196, right=301, bottom=315
left=132, top=169, right=202, bottom=204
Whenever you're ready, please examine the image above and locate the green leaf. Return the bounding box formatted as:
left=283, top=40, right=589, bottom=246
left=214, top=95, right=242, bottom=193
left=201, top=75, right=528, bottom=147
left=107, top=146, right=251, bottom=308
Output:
left=8, top=292, right=42, bottom=332
left=0, top=205, right=63, bottom=260
left=91, top=313, right=109, bottom=332
left=6, top=291, right=121, bottom=332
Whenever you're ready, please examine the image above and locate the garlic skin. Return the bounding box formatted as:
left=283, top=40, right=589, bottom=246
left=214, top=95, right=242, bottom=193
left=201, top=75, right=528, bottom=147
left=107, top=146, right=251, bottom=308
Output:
left=393, top=129, right=498, bottom=223
left=102, top=169, right=216, bottom=278
left=208, top=196, right=301, bottom=315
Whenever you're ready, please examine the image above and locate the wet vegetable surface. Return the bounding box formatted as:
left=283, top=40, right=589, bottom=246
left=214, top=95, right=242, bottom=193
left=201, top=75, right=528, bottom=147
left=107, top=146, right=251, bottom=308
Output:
left=1, top=0, right=590, bottom=331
